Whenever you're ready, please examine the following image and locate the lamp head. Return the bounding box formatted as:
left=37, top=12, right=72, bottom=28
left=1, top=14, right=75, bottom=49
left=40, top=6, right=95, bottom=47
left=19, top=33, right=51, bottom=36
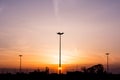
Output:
left=106, top=53, right=109, bottom=55
left=57, top=32, right=64, bottom=35
left=19, top=55, right=23, bottom=57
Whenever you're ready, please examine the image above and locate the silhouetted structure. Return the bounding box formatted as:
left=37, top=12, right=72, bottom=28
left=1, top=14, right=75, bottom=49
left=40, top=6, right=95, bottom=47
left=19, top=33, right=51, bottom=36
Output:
left=0, top=64, right=120, bottom=80
left=106, top=53, right=110, bottom=73
left=19, top=55, right=23, bottom=73
left=57, top=32, right=64, bottom=74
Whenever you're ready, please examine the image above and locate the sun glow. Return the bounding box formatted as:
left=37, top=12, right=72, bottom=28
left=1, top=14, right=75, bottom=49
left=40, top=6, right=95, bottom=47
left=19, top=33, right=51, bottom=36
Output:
left=58, top=67, right=62, bottom=70
left=48, top=50, right=80, bottom=65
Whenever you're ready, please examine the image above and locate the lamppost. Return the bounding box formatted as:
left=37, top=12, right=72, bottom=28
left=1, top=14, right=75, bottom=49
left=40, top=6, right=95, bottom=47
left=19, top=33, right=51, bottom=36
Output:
left=19, top=55, right=23, bottom=73
left=57, top=32, right=64, bottom=74
left=106, top=53, right=110, bottom=73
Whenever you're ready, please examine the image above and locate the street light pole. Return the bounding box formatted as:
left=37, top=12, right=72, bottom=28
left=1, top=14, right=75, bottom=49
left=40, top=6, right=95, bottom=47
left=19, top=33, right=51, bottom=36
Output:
left=57, top=32, right=64, bottom=74
left=19, top=55, right=22, bottom=73
left=106, top=53, right=110, bottom=73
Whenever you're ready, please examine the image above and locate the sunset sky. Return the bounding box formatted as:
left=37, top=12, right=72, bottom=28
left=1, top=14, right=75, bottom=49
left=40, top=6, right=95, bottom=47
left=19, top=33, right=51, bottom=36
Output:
left=0, top=0, right=120, bottom=73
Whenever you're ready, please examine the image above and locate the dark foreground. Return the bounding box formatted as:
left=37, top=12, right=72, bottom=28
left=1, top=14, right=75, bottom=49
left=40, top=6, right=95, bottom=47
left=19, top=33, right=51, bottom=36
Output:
left=0, top=64, right=120, bottom=80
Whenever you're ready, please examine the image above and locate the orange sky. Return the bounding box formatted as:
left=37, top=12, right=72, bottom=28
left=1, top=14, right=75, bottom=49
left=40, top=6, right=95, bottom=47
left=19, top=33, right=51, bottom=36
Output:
left=0, top=0, right=120, bottom=73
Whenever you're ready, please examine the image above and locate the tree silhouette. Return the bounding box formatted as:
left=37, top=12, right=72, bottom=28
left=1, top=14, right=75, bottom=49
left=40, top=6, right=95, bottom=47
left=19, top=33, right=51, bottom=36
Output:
left=87, top=64, right=105, bottom=74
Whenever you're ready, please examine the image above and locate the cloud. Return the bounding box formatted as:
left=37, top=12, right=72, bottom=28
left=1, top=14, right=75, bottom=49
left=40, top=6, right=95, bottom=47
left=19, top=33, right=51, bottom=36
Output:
left=53, top=0, right=60, bottom=19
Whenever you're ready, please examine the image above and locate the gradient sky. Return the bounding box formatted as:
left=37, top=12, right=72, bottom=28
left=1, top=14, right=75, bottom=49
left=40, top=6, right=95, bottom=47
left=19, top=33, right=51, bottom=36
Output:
left=0, top=0, right=120, bottom=73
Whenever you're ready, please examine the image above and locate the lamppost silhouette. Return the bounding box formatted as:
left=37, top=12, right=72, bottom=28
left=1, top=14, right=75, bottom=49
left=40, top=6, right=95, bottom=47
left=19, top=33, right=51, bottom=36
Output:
left=106, top=53, right=110, bottom=73
left=19, top=55, right=23, bottom=73
left=57, top=32, right=64, bottom=74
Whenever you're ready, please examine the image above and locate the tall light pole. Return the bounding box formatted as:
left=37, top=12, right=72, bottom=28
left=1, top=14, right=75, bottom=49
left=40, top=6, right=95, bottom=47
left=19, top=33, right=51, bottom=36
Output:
left=57, top=32, right=64, bottom=74
left=19, top=55, right=23, bottom=73
left=106, top=53, right=110, bottom=73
